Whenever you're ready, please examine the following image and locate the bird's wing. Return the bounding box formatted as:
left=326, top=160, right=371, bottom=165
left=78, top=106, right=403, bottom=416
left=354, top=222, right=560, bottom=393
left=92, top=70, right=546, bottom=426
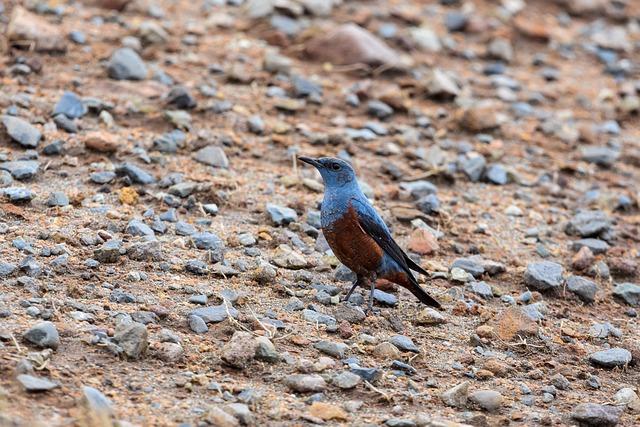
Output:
left=350, top=198, right=428, bottom=278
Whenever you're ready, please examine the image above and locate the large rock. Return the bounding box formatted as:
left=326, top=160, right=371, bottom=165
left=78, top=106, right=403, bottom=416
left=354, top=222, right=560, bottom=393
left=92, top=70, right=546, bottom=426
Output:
left=566, top=275, right=598, bottom=303
left=23, top=321, right=60, bottom=350
left=1, top=115, right=42, bottom=148
left=221, top=331, right=259, bottom=369
left=571, top=403, right=623, bottom=427
left=113, top=321, right=148, bottom=359
left=7, top=7, right=67, bottom=52
left=107, top=48, right=148, bottom=80
left=306, top=24, right=403, bottom=68
left=613, top=283, right=640, bottom=306
left=565, top=210, right=612, bottom=238
left=17, top=374, right=60, bottom=392
left=194, top=146, right=229, bottom=168
left=588, top=348, right=632, bottom=369
left=524, top=261, right=564, bottom=291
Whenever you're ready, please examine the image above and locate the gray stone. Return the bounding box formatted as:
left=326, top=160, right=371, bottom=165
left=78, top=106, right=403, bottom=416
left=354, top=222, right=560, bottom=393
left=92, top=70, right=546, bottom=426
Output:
left=441, top=381, right=469, bottom=408
left=17, top=374, right=59, bottom=392
left=415, top=194, right=440, bottom=214
left=185, top=259, right=208, bottom=275
left=0, top=262, right=17, bottom=277
left=222, top=331, right=259, bottom=369
left=571, top=403, right=622, bottom=427
left=399, top=181, right=437, bottom=199
left=46, top=191, right=69, bottom=207
left=80, top=386, right=114, bottom=423
left=193, top=232, right=224, bottom=251
left=314, top=340, right=348, bottom=358
left=1, top=115, right=41, bottom=147
left=613, top=283, right=640, bottom=306
left=390, top=335, right=420, bottom=353
left=126, top=219, right=155, bottom=237
left=93, top=240, right=122, bottom=263
left=571, top=238, right=610, bottom=254
left=254, top=336, right=280, bottom=362
left=113, top=321, right=148, bottom=359
left=580, top=146, right=619, bottom=167
left=188, top=314, right=208, bottom=334
left=23, top=321, right=60, bottom=349
left=588, top=348, right=632, bottom=368
left=470, top=281, right=493, bottom=299
left=373, top=289, right=398, bottom=306
left=116, top=163, right=156, bottom=184
left=194, top=145, right=228, bottom=168
left=451, top=258, right=485, bottom=278
left=566, top=210, right=612, bottom=238
left=0, top=170, right=13, bottom=187
left=190, top=304, right=238, bottom=323
left=334, top=304, right=366, bottom=324
left=566, top=276, right=598, bottom=303
left=332, top=371, right=361, bottom=389
left=485, top=164, right=508, bottom=185
left=2, top=187, right=36, bottom=203
left=469, top=389, right=503, bottom=412
left=175, top=221, right=195, bottom=236
left=90, top=171, right=116, bottom=184
left=302, top=309, right=337, bottom=327
left=0, top=160, right=39, bottom=180
left=266, top=203, right=298, bottom=226
left=367, top=100, right=393, bottom=119
left=107, top=48, right=147, bottom=80
left=461, top=155, right=486, bottom=182
left=53, top=91, right=87, bottom=119
left=385, top=419, right=416, bottom=427
left=284, top=374, right=327, bottom=393
left=524, top=261, right=564, bottom=291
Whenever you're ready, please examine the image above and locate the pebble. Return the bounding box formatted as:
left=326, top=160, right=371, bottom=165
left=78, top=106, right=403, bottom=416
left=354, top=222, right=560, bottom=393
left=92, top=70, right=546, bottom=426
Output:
left=126, top=219, right=155, bottom=237
left=23, top=321, right=60, bottom=349
left=524, top=261, right=564, bottom=291
left=566, top=275, right=598, bottom=303
left=332, top=371, right=361, bottom=389
left=188, top=314, right=208, bottom=334
left=588, top=348, right=632, bottom=368
left=222, top=331, right=259, bottom=369
left=367, top=100, right=393, bottom=119
left=0, top=160, right=40, bottom=180
left=46, top=191, right=69, bottom=207
left=52, top=91, right=87, bottom=119
left=390, top=335, right=420, bottom=353
left=441, top=381, right=469, bottom=408
left=107, top=47, right=147, bottom=80
left=565, top=210, right=612, bottom=238
left=266, top=203, right=298, bottom=226
left=1, top=115, right=42, bottom=148
left=314, top=340, right=348, bottom=358
left=116, top=163, right=156, bottom=184
left=571, top=403, right=622, bottom=427
left=255, top=336, right=280, bottom=363
left=612, top=283, right=640, bottom=306
left=17, top=374, right=59, bottom=392
left=469, top=389, right=503, bottom=412
left=451, top=258, right=485, bottom=278
left=571, top=238, right=610, bottom=254
left=113, top=321, right=148, bottom=359
left=194, top=146, right=229, bottom=168
left=285, top=374, right=327, bottom=393
left=190, top=304, right=238, bottom=323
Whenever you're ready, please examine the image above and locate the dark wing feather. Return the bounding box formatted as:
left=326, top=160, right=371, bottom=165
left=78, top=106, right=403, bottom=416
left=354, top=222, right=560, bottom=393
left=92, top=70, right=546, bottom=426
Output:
left=351, top=198, right=424, bottom=278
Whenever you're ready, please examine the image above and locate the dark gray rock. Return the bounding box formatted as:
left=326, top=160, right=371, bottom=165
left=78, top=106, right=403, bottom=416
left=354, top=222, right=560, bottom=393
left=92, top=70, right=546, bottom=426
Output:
left=52, top=91, right=87, bottom=119
left=566, top=210, right=612, bottom=238
left=571, top=403, right=622, bottom=427
left=570, top=238, right=610, bottom=254
left=2, top=187, right=36, bottom=203
left=0, top=262, right=17, bottom=277
left=93, top=240, right=122, bottom=263
left=185, top=259, right=208, bottom=275
left=193, top=232, right=224, bottom=251
left=524, top=261, right=564, bottom=291
left=415, top=194, right=440, bottom=214
left=1, top=115, right=41, bottom=148
left=167, top=86, right=197, bottom=109
left=566, top=275, right=598, bottom=303
left=266, top=203, right=297, bottom=226
left=17, top=374, right=59, bottom=392
left=23, top=321, right=60, bottom=350
left=461, top=155, right=486, bottom=182
left=190, top=304, right=239, bottom=323
left=107, top=48, right=148, bottom=80
left=588, top=348, right=632, bottom=368
left=116, top=163, right=156, bottom=184
left=175, top=221, right=195, bottom=236
left=314, top=340, right=348, bottom=358
left=613, top=283, right=640, bottom=306
left=367, top=100, right=393, bottom=119
left=126, top=219, right=154, bottom=237
left=0, top=160, right=39, bottom=180
left=390, top=335, right=420, bottom=353
left=451, top=258, right=485, bottom=278
left=90, top=171, right=116, bottom=184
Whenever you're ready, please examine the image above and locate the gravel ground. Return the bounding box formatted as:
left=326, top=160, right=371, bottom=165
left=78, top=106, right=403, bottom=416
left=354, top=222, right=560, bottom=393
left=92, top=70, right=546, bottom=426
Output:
left=0, top=0, right=639, bottom=426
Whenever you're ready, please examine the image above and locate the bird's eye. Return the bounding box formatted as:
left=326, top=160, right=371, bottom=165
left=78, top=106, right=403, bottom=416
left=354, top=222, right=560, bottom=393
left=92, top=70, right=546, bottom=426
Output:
left=331, top=163, right=341, bottom=171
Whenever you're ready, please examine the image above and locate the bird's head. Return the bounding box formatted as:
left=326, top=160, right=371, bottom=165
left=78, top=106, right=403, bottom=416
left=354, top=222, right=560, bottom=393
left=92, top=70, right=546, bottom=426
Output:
left=298, top=156, right=356, bottom=188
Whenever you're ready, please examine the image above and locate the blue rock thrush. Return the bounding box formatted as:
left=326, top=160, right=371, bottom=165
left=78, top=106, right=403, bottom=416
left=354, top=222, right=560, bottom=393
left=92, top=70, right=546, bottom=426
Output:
left=299, top=156, right=441, bottom=312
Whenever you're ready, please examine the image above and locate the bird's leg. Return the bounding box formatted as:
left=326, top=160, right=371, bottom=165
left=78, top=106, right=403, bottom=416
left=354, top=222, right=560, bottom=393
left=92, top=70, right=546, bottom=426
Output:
left=342, top=277, right=360, bottom=303
left=365, top=273, right=378, bottom=315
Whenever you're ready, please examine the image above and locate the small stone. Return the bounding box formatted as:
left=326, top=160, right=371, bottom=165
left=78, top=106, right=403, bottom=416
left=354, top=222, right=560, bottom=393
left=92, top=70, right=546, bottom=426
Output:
left=190, top=305, right=238, bottom=323
left=572, top=246, right=595, bottom=271
left=470, top=281, right=493, bottom=299
left=580, top=146, right=620, bottom=167
left=155, top=342, right=184, bottom=362
left=90, top=171, right=116, bottom=184
left=254, top=336, right=280, bottom=363
left=205, top=407, right=240, bottom=427
left=613, top=283, right=640, bottom=306
left=167, top=86, right=197, bottom=109
left=84, top=132, right=119, bottom=153
left=390, top=335, right=419, bottom=353
left=0, top=160, right=39, bottom=180
left=126, top=219, right=154, bottom=237
left=116, top=163, right=156, bottom=184
left=460, top=155, right=486, bottom=182
left=406, top=229, right=439, bottom=255
left=93, top=240, right=122, bottom=264
left=222, top=331, right=259, bottom=369
left=52, top=91, right=87, bottom=119
left=46, top=191, right=69, bottom=207
left=332, top=371, right=361, bottom=389
left=79, top=386, right=114, bottom=426
left=524, top=261, right=564, bottom=291
left=566, top=210, right=612, bottom=238
left=566, top=275, right=598, bottom=303
left=107, top=48, right=147, bottom=80
left=308, top=402, right=347, bottom=421
left=373, top=341, right=401, bottom=359
left=17, top=374, right=59, bottom=392
left=451, top=258, right=485, bottom=278
left=416, top=307, right=446, bottom=325
left=314, top=340, right=348, bottom=358
left=194, top=145, right=229, bottom=168
left=589, top=348, right=632, bottom=368
left=113, top=321, right=148, bottom=360
left=469, top=389, right=503, bottom=412
left=571, top=403, right=622, bottom=427
left=285, top=374, right=327, bottom=393
left=188, top=314, right=208, bottom=334
left=441, top=381, right=469, bottom=408
left=2, top=187, right=36, bottom=203
left=385, top=419, right=416, bottom=427
left=23, top=321, right=60, bottom=350
left=266, top=203, right=297, bottom=226
left=367, top=100, right=393, bottom=119
left=485, top=164, right=508, bottom=185
left=613, top=388, right=640, bottom=411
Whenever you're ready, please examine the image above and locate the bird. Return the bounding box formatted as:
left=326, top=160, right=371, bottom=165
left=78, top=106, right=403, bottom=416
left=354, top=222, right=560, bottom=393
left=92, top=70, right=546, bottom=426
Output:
left=298, top=156, right=441, bottom=313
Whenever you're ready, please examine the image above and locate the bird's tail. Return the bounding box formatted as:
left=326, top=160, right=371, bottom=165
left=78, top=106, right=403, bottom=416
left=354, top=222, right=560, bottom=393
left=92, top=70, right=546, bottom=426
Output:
left=408, top=283, right=441, bottom=309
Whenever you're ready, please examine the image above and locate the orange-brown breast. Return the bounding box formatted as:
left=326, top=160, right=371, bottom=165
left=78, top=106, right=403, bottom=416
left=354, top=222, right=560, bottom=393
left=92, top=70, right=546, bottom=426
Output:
left=323, top=205, right=383, bottom=275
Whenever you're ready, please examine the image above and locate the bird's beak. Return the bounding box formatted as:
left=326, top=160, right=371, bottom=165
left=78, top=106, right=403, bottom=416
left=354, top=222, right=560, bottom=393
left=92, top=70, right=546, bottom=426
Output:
left=298, top=156, right=322, bottom=168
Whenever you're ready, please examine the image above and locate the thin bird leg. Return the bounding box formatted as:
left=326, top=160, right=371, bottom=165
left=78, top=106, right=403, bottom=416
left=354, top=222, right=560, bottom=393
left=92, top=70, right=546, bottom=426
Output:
left=342, top=278, right=360, bottom=302
left=367, top=278, right=376, bottom=314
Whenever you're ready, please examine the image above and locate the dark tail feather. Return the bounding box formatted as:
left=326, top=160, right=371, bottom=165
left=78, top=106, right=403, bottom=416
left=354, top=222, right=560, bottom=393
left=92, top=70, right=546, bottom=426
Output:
left=409, top=282, right=441, bottom=309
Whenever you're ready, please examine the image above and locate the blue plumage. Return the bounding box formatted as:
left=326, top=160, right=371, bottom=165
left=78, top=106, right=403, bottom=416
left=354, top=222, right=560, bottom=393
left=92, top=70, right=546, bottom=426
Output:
left=299, top=156, right=441, bottom=312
